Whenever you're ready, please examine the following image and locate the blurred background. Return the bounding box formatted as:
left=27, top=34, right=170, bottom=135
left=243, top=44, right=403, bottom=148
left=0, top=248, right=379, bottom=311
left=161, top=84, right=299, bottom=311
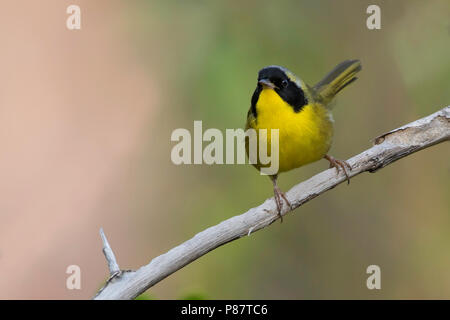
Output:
left=0, top=0, right=449, bottom=299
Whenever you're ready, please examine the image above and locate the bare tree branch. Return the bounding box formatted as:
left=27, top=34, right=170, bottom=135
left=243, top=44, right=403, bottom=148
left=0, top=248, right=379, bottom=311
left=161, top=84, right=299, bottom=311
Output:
left=94, top=106, right=450, bottom=300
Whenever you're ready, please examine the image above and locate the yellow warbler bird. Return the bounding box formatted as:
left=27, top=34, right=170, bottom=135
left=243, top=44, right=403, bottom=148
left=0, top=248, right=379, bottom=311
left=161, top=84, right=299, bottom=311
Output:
left=245, top=60, right=362, bottom=220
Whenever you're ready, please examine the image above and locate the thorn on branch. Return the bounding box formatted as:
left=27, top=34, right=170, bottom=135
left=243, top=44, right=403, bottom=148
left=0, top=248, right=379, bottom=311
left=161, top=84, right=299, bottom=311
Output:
left=100, top=227, right=120, bottom=277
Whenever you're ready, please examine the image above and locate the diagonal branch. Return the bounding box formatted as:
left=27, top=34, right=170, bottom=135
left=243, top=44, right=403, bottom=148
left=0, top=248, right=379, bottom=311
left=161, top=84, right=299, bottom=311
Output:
left=94, top=106, right=450, bottom=300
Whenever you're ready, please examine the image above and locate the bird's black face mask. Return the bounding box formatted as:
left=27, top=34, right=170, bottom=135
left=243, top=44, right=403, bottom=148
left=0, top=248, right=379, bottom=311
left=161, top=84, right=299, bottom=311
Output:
left=250, top=66, right=308, bottom=118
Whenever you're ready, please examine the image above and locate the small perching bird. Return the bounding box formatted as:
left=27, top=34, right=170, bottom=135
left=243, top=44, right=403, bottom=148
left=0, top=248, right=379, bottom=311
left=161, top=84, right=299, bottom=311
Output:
left=245, top=60, right=362, bottom=221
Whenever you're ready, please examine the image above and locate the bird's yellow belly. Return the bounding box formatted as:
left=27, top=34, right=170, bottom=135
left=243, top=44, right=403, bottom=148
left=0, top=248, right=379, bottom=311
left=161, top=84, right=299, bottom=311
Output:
left=250, top=88, right=334, bottom=173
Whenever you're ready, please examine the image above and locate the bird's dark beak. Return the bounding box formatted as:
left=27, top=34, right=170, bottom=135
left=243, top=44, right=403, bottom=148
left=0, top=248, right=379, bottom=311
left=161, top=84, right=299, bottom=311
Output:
left=258, top=79, right=277, bottom=89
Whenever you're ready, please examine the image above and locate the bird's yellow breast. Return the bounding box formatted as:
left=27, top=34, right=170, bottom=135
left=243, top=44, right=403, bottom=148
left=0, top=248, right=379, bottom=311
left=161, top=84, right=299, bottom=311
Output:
left=248, top=88, right=334, bottom=173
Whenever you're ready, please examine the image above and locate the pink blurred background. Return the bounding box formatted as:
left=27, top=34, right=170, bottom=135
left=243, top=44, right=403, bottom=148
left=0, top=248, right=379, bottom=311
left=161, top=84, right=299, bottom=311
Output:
left=0, top=0, right=159, bottom=298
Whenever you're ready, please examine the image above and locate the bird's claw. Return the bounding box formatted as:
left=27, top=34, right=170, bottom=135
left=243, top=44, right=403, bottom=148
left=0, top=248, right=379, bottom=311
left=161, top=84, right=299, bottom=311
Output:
left=273, top=186, right=292, bottom=222
left=325, top=155, right=352, bottom=184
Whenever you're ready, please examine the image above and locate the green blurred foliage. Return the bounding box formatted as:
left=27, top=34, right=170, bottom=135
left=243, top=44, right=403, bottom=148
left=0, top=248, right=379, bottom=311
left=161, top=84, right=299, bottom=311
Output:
left=135, top=293, right=153, bottom=300
left=124, top=0, right=450, bottom=299
left=134, top=291, right=207, bottom=300
left=180, top=292, right=208, bottom=300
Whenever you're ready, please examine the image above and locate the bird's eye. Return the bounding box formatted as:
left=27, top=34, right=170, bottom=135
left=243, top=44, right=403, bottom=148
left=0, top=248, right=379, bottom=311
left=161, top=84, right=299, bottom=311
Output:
left=281, top=79, right=288, bottom=88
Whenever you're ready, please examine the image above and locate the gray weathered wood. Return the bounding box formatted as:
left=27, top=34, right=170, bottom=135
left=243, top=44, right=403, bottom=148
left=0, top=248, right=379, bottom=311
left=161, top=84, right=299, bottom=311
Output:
left=94, top=106, right=450, bottom=300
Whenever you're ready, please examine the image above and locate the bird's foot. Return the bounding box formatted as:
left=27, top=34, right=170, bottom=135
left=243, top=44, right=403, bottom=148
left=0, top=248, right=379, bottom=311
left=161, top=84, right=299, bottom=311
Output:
left=324, top=154, right=352, bottom=184
left=273, top=186, right=292, bottom=223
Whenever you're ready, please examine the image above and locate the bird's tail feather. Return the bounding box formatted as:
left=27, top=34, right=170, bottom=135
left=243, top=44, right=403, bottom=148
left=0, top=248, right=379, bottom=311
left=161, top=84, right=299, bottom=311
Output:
left=313, top=60, right=362, bottom=105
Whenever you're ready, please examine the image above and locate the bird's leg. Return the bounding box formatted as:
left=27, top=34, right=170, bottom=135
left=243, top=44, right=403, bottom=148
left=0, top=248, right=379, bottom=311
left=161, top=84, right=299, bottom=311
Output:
left=324, top=154, right=352, bottom=184
left=270, top=175, right=292, bottom=222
